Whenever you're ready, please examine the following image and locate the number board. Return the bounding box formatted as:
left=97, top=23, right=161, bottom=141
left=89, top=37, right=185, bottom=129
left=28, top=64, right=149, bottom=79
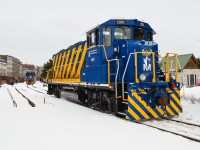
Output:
left=116, top=20, right=126, bottom=25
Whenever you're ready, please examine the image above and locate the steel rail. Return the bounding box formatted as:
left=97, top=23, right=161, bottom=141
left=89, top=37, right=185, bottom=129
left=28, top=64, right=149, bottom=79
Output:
left=32, top=85, right=48, bottom=92
left=164, top=118, right=200, bottom=128
left=27, top=86, right=46, bottom=94
left=15, top=87, right=35, bottom=107
left=134, top=121, right=200, bottom=143
left=7, top=88, right=17, bottom=107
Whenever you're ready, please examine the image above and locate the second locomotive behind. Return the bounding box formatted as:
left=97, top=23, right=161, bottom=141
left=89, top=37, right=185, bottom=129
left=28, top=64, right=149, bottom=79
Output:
left=25, top=71, right=36, bottom=85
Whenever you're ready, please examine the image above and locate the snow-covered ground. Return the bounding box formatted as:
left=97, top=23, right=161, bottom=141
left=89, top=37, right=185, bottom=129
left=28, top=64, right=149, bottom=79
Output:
left=0, top=82, right=200, bottom=150
left=177, top=86, right=200, bottom=124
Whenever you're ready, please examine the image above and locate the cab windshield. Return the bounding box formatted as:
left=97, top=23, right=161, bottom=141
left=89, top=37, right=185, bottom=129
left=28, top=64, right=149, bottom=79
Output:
left=114, top=27, right=131, bottom=39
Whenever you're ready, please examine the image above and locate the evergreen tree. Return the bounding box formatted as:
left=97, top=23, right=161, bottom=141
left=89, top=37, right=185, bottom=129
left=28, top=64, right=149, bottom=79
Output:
left=41, top=59, right=53, bottom=79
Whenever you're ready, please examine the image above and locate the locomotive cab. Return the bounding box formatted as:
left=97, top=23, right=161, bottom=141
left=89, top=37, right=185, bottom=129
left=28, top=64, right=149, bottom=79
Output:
left=83, top=19, right=181, bottom=115
left=84, top=19, right=156, bottom=84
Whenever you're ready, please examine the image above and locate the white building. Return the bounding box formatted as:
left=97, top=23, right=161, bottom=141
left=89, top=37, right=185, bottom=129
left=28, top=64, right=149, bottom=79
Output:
left=161, top=54, right=200, bottom=87
left=0, top=55, right=23, bottom=78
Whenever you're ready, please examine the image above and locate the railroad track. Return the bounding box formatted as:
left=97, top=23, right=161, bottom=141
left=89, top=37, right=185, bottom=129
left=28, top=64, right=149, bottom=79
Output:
left=165, top=118, right=200, bottom=128
left=27, top=86, right=46, bottom=94
left=7, top=88, right=17, bottom=107
left=134, top=118, right=200, bottom=143
left=32, top=85, right=48, bottom=92
left=14, top=87, right=36, bottom=107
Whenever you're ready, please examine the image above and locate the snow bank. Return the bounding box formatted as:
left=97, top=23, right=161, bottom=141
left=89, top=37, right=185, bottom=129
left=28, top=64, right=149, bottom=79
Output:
left=181, top=85, right=200, bottom=100
left=176, top=85, right=200, bottom=124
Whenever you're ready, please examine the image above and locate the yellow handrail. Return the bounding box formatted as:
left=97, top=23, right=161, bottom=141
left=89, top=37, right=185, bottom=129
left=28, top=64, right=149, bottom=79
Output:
left=134, top=52, right=156, bottom=83
left=164, top=53, right=178, bottom=82
left=98, top=45, right=112, bottom=88
left=98, top=45, right=120, bottom=91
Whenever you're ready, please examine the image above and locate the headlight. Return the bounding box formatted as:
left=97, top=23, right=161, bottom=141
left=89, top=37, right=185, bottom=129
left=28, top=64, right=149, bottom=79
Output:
left=171, top=74, right=176, bottom=80
left=139, top=74, right=147, bottom=81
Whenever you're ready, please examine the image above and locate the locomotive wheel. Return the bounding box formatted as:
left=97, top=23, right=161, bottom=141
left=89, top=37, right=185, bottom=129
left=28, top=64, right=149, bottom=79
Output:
left=78, top=91, right=88, bottom=105
left=55, top=90, right=61, bottom=98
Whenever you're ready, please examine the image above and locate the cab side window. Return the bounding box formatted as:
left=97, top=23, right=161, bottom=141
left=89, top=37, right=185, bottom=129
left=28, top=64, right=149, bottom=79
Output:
left=87, top=29, right=99, bottom=48
left=146, top=31, right=152, bottom=41
left=103, top=27, right=111, bottom=46
left=134, top=28, right=144, bottom=40
left=87, top=31, right=96, bottom=48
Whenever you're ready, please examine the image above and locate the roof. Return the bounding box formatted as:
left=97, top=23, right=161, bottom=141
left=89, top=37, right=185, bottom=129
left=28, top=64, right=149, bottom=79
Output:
left=86, top=19, right=154, bottom=34
left=0, top=55, right=19, bottom=60
left=101, top=19, right=152, bottom=30
left=177, top=54, right=194, bottom=69
left=160, top=53, right=196, bottom=70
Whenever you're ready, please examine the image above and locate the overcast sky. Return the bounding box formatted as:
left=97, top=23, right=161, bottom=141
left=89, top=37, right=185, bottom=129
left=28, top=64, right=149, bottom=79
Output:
left=0, top=0, right=200, bottom=66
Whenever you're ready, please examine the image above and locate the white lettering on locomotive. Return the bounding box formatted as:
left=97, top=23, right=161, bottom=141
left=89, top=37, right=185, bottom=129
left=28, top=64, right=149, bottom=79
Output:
left=143, top=56, right=151, bottom=71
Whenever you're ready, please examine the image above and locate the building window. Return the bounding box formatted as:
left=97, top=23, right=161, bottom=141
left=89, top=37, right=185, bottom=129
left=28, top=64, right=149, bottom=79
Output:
left=103, top=27, right=111, bottom=46
left=187, top=75, right=189, bottom=86
left=190, top=74, right=194, bottom=86
left=195, top=74, right=197, bottom=85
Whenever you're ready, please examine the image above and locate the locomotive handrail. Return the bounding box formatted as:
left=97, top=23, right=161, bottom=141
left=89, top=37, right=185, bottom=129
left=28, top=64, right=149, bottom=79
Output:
left=164, top=53, right=178, bottom=82
left=134, top=52, right=156, bottom=83
left=98, top=45, right=120, bottom=98
left=122, top=53, right=135, bottom=101
left=122, top=52, right=156, bottom=100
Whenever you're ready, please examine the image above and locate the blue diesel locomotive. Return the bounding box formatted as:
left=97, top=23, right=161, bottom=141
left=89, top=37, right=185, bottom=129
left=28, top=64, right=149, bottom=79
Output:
left=25, top=71, right=36, bottom=85
left=47, top=19, right=182, bottom=121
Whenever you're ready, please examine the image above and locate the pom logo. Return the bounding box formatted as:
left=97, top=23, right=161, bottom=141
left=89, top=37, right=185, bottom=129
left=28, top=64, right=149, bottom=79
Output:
left=142, top=49, right=152, bottom=71
left=143, top=56, right=151, bottom=71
